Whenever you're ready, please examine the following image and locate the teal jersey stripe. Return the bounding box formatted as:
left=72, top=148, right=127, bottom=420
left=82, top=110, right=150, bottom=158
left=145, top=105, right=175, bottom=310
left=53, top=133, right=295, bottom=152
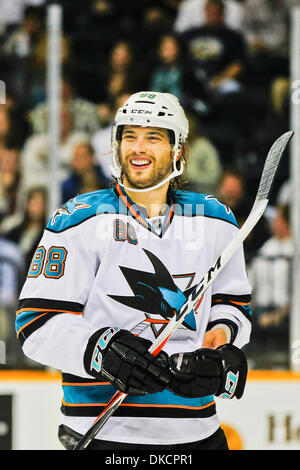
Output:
left=16, top=308, right=82, bottom=344
left=15, top=310, right=42, bottom=334
left=46, top=188, right=238, bottom=233
left=62, top=383, right=214, bottom=409
left=242, top=304, right=253, bottom=316
left=173, top=191, right=238, bottom=227
left=46, top=189, right=120, bottom=233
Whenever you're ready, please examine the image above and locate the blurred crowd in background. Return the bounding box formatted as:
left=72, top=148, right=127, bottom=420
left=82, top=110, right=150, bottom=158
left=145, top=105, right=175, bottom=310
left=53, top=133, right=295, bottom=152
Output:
left=0, top=0, right=297, bottom=370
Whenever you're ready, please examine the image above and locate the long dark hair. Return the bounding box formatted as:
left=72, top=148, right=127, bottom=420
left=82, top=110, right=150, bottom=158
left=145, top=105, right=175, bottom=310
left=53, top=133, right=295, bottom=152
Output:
left=170, top=141, right=190, bottom=191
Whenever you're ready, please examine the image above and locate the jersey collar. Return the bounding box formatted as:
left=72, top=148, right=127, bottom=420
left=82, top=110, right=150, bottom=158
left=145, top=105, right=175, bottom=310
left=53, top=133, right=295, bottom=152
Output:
left=114, top=183, right=175, bottom=238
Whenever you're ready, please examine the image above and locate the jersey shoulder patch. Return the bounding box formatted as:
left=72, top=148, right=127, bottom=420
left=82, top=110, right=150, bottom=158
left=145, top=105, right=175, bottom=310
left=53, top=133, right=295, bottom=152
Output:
left=46, top=188, right=118, bottom=232
left=173, top=190, right=238, bottom=227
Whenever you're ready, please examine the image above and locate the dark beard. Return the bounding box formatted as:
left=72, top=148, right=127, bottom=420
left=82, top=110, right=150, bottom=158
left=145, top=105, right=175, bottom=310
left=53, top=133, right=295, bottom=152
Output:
left=120, top=152, right=173, bottom=189
left=122, top=165, right=172, bottom=189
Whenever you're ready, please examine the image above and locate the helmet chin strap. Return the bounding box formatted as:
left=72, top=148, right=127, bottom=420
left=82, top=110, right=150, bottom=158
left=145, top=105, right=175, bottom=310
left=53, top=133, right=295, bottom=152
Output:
left=117, top=169, right=181, bottom=193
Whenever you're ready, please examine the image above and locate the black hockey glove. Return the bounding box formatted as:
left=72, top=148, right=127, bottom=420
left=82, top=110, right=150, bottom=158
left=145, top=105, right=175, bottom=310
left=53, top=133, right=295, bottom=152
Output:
left=167, top=344, right=247, bottom=399
left=84, top=327, right=171, bottom=396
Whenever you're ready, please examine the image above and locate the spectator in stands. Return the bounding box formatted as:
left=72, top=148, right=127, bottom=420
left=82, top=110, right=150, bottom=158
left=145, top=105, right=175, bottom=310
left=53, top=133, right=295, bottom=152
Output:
left=0, top=149, right=22, bottom=227
left=242, top=0, right=291, bottom=131
left=0, top=106, right=25, bottom=151
left=179, top=0, right=247, bottom=138
left=149, top=34, right=183, bottom=100
left=3, top=186, right=47, bottom=276
left=91, top=92, right=131, bottom=180
left=27, top=33, right=72, bottom=109
left=183, top=114, right=222, bottom=193
left=98, top=40, right=146, bottom=104
left=0, top=181, right=47, bottom=369
left=243, top=0, right=289, bottom=60
left=21, top=105, right=89, bottom=191
left=0, top=233, right=25, bottom=368
left=0, top=233, right=24, bottom=308
left=173, top=0, right=246, bottom=33
left=2, top=6, right=43, bottom=56
left=96, top=101, right=114, bottom=129
left=62, top=142, right=108, bottom=203
left=216, top=168, right=270, bottom=261
left=0, top=107, right=12, bottom=152
left=137, top=5, right=175, bottom=61
left=248, top=204, right=292, bottom=368
left=0, top=0, right=45, bottom=35
left=217, top=168, right=249, bottom=222
left=28, top=72, right=101, bottom=135
left=1, top=6, right=44, bottom=110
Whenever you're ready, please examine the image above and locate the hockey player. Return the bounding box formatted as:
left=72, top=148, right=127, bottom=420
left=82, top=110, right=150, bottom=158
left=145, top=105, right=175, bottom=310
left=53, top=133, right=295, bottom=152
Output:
left=16, top=92, right=251, bottom=451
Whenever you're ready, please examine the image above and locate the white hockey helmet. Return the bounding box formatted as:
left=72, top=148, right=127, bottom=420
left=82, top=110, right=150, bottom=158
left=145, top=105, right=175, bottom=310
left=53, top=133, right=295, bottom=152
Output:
left=111, top=91, right=189, bottom=192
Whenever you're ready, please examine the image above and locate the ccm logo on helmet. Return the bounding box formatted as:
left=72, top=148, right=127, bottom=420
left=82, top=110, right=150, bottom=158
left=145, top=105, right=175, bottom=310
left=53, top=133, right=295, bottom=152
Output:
left=131, top=109, right=152, bottom=114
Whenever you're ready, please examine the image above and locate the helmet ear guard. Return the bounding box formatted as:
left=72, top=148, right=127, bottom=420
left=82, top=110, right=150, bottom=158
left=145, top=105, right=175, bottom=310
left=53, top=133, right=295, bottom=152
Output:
left=110, top=91, right=189, bottom=192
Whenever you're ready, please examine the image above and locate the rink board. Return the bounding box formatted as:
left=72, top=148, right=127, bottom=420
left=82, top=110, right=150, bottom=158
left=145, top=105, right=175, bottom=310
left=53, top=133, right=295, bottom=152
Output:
left=0, top=370, right=300, bottom=450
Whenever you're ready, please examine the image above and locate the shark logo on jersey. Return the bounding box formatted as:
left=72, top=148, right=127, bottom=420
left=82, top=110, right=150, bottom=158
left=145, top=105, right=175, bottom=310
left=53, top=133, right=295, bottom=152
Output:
left=51, top=197, right=91, bottom=226
left=108, top=248, right=197, bottom=336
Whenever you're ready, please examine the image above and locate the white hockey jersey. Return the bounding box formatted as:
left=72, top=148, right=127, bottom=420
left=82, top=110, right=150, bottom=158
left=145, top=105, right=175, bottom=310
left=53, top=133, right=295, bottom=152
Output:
left=16, top=184, right=252, bottom=445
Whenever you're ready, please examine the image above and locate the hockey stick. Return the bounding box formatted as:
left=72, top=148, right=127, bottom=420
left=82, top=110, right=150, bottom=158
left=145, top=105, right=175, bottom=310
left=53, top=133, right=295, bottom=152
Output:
left=74, top=130, right=294, bottom=450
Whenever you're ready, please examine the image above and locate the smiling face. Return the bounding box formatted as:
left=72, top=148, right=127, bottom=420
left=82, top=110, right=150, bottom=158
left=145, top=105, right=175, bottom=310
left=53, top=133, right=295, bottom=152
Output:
left=119, top=125, right=174, bottom=189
